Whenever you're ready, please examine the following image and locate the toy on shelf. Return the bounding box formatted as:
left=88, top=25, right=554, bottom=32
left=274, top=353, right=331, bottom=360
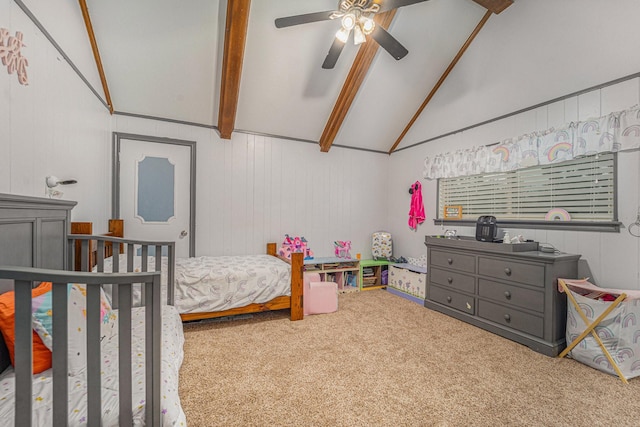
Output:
left=279, top=234, right=314, bottom=260
left=334, top=240, right=351, bottom=258
left=372, top=231, right=392, bottom=260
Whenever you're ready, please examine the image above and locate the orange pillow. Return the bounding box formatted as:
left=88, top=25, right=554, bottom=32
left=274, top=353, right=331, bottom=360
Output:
left=0, top=282, right=52, bottom=374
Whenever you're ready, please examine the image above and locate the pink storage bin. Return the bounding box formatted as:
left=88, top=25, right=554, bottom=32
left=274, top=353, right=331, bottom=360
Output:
left=303, top=272, right=338, bottom=315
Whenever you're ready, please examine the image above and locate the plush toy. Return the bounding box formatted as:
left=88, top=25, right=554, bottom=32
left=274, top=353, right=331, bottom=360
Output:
left=334, top=240, right=351, bottom=258
left=279, top=235, right=314, bottom=260
left=301, top=237, right=314, bottom=260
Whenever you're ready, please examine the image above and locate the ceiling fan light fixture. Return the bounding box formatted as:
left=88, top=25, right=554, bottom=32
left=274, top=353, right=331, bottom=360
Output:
left=361, top=16, right=375, bottom=35
left=336, top=26, right=351, bottom=43
left=341, top=13, right=356, bottom=31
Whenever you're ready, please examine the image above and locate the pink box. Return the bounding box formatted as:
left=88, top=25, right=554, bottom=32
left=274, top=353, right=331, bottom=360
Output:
left=303, top=273, right=338, bottom=315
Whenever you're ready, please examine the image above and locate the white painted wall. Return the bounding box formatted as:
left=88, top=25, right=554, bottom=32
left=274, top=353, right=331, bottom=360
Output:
left=0, top=0, right=112, bottom=226
left=2, top=0, right=390, bottom=261
left=401, top=0, right=640, bottom=149
left=112, top=115, right=389, bottom=258
left=4, top=0, right=640, bottom=290
left=389, top=78, right=640, bottom=289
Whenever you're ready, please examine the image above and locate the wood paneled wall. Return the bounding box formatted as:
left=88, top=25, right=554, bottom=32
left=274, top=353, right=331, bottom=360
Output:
left=5, top=0, right=639, bottom=288
left=113, top=115, right=389, bottom=259
left=389, top=78, right=640, bottom=289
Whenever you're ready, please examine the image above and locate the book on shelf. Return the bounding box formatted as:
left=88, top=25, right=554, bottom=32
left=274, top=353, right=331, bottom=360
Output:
left=362, top=277, right=378, bottom=286
left=345, top=272, right=357, bottom=288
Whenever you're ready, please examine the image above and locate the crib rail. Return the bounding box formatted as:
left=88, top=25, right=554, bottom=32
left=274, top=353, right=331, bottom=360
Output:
left=68, top=234, right=176, bottom=306
left=0, top=267, right=162, bottom=427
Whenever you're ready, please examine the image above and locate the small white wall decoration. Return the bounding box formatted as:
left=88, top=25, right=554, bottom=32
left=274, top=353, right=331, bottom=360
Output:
left=0, top=28, right=28, bottom=85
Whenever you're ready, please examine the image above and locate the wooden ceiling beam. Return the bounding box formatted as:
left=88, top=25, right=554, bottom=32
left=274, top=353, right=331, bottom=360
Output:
left=388, top=10, right=492, bottom=154
left=78, top=0, right=113, bottom=114
left=471, top=0, right=513, bottom=14
left=319, top=10, right=397, bottom=153
left=218, top=0, right=251, bottom=139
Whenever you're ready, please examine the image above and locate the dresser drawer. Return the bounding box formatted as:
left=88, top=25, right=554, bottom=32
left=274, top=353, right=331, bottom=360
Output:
left=430, top=250, right=475, bottom=273
left=430, top=267, right=475, bottom=294
left=430, top=285, right=475, bottom=315
left=477, top=300, right=544, bottom=338
left=478, top=279, right=544, bottom=313
left=478, top=257, right=545, bottom=287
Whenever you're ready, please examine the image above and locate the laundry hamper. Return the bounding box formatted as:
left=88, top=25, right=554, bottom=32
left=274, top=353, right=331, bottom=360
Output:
left=558, top=278, right=640, bottom=383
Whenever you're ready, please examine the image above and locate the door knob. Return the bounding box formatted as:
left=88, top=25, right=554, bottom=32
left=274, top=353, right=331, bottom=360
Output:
left=179, top=230, right=188, bottom=238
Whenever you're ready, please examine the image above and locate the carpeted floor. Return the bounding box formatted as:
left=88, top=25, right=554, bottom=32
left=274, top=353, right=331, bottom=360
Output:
left=178, top=290, right=640, bottom=426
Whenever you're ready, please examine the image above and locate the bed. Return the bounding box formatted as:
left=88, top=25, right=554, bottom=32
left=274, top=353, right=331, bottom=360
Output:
left=0, top=193, right=185, bottom=426
left=71, top=220, right=304, bottom=322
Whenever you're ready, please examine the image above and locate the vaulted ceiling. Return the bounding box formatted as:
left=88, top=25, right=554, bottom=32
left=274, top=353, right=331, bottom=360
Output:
left=22, top=0, right=640, bottom=154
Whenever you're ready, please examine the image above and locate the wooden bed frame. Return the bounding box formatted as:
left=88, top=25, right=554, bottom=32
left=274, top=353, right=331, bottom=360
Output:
left=70, top=220, right=304, bottom=322
left=180, top=243, right=303, bottom=322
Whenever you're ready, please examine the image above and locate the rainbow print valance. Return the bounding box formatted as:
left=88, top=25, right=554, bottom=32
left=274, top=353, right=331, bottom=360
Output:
left=423, top=105, right=640, bottom=180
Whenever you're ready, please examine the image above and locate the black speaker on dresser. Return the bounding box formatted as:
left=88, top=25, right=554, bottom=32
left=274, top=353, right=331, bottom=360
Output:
left=475, top=215, right=498, bottom=242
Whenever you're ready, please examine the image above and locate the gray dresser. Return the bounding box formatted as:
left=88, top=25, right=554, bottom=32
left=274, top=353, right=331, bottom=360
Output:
left=424, top=236, right=580, bottom=356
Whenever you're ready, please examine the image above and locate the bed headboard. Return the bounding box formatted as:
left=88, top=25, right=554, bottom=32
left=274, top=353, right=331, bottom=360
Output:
left=0, top=193, right=76, bottom=276
left=0, top=193, right=76, bottom=371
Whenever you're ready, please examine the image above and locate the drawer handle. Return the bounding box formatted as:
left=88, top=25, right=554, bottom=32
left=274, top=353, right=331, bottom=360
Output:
left=504, top=314, right=511, bottom=322
left=504, top=291, right=511, bottom=300
left=504, top=267, right=512, bottom=276
left=447, top=277, right=453, bottom=284
left=446, top=296, right=452, bottom=303
left=447, top=258, right=453, bottom=265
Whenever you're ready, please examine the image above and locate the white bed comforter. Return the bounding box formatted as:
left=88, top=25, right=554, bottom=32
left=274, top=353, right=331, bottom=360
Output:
left=101, top=254, right=292, bottom=314
left=0, top=305, right=186, bottom=426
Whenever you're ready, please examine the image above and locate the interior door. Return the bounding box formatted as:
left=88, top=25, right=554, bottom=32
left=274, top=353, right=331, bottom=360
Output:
left=117, top=137, right=193, bottom=258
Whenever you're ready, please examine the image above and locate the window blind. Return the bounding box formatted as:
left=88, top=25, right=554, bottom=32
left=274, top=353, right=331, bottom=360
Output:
left=438, top=153, right=616, bottom=221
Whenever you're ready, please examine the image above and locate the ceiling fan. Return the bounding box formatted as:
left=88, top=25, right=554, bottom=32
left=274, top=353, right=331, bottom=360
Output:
left=275, top=0, right=430, bottom=69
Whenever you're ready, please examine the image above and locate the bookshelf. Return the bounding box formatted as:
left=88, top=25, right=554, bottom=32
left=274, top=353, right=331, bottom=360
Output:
left=359, top=259, right=390, bottom=291
left=303, top=257, right=360, bottom=293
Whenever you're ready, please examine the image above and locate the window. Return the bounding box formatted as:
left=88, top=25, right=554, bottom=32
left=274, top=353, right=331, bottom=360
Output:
left=437, top=153, right=617, bottom=230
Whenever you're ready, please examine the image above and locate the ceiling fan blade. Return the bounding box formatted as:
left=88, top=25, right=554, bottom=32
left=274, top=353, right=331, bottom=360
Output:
left=371, top=25, right=408, bottom=60
left=322, top=39, right=346, bottom=69
left=275, top=11, right=335, bottom=28
left=377, top=0, right=430, bottom=13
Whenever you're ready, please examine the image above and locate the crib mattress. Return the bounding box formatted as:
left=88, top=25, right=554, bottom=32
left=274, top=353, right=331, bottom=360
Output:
left=103, top=254, right=292, bottom=314
left=0, top=305, right=186, bottom=426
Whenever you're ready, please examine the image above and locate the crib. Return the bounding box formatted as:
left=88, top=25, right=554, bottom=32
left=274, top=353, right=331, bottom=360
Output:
left=69, top=230, right=176, bottom=306
left=0, top=267, right=163, bottom=426
left=0, top=193, right=183, bottom=426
